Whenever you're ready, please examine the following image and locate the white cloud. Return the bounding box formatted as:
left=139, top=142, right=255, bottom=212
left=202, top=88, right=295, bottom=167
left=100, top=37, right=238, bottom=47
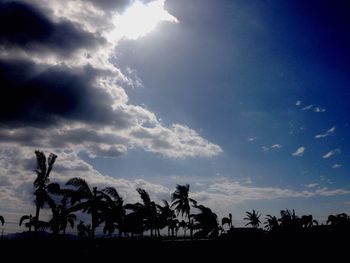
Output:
left=262, top=146, right=269, bottom=152
left=301, top=103, right=326, bottom=113
left=271, top=144, right=282, bottom=149
left=332, top=164, right=342, bottom=169
left=313, top=107, right=326, bottom=113
left=292, top=146, right=305, bottom=157
left=315, top=126, right=336, bottom=139
left=305, top=183, right=319, bottom=188
left=0, top=0, right=221, bottom=159
left=302, top=104, right=313, bottom=111
left=295, top=100, right=301, bottom=106
left=322, top=148, right=341, bottom=159
left=247, top=137, right=257, bottom=142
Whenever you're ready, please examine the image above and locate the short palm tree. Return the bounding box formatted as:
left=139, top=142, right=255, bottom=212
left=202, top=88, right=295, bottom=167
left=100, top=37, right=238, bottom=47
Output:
left=19, top=214, right=34, bottom=232
left=33, top=150, right=57, bottom=232
left=244, top=210, right=261, bottom=228
left=264, top=214, right=279, bottom=232
left=191, top=204, right=219, bottom=238
left=171, top=184, right=197, bottom=237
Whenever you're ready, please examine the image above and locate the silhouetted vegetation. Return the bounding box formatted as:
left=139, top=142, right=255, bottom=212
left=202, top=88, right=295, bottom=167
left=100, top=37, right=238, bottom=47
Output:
left=1, top=150, right=350, bottom=259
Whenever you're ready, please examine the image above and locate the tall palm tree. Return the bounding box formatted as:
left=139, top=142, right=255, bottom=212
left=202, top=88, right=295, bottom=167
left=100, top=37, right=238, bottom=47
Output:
left=244, top=210, right=261, bottom=228
left=157, top=200, right=176, bottom=237
left=66, top=177, right=107, bottom=239
left=33, top=150, right=57, bottom=232
left=100, top=187, right=124, bottom=237
left=171, top=184, right=197, bottom=237
left=136, top=188, right=159, bottom=237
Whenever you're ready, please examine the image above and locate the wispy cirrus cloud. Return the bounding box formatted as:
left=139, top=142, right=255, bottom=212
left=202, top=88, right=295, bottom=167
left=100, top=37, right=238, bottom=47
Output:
left=332, top=164, right=342, bottom=169
left=292, top=146, right=305, bottom=157
left=315, top=126, right=336, bottom=139
left=322, top=148, right=341, bottom=159
left=262, top=144, right=282, bottom=152
left=296, top=100, right=326, bottom=113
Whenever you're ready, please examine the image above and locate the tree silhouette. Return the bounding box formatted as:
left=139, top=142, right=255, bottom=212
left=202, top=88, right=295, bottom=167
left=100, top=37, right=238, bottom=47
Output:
left=171, top=184, right=197, bottom=238
left=0, top=216, right=4, bottom=226
left=19, top=214, right=34, bottom=232
left=100, top=187, right=124, bottom=237
left=157, top=200, right=176, bottom=237
left=221, top=213, right=233, bottom=230
left=66, top=177, right=107, bottom=239
left=327, top=213, right=349, bottom=227
left=77, top=220, right=91, bottom=239
left=300, top=215, right=318, bottom=228
left=264, top=214, right=279, bottom=232
left=244, top=210, right=261, bottom=228
left=278, top=209, right=300, bottom=230
left=191, top=204, right=219, bottom=238
left=49, top=197, right=77, bottom=235
left=33, top=150, right=57, bottom=232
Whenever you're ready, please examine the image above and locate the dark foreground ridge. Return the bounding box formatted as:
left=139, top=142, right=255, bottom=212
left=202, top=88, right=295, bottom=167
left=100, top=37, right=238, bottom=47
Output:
left=1, top=227, right=349, bottom=261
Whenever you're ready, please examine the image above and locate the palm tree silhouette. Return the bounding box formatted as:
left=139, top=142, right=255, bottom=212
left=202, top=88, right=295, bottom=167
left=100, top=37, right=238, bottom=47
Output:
left=33, top=150, right=57, bottom=232
left=137, top=188, right=156, bottom=237
left=100, top=187, right=124, bottom=237
left=66, top=177, right=107, bottom=239
left=19, top=214, right=49, bottom=232
left=77, top=220, right=91, bottom=239
left=244, top=210, right=261, bottom=228
left=327, top=213, right=349, bottom=226
left=221, top=213, right=233, bottom=230
left=264, top=214, right=279, bottom=232
left=157, top=200, right=176, bottom=237
left=171, top=184, right=197, bottom=238
left=191, top=204, right=219, bottom=238
left=300, top=215, right=318, bottom=228
left=279, top=209, right=300, bottom=230
left=179, top=220, right=188, bottom=237
left=19, top=214, right=34, bottom=232
left=49, top=197, right=77, bottom=235
left=0, top=216, right=4, bottom=240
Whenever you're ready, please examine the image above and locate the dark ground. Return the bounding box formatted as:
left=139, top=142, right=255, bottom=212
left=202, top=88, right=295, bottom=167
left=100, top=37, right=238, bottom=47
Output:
left=0, top=228, right=348, bottom=261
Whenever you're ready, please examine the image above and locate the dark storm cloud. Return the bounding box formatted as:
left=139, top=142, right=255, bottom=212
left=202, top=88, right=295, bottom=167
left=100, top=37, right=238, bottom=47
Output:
left=0, top=1, right=104, bottom=56
left=0, top=58, right=129, bottom=127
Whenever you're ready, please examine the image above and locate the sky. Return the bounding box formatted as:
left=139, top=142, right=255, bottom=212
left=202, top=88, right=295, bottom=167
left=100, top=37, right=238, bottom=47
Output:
left=1, top=0, right=350, bottom=233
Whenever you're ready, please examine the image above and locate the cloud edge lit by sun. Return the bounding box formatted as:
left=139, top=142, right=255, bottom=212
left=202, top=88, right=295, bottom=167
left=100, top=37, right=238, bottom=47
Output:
left=109, top=0, right=179, bottom=41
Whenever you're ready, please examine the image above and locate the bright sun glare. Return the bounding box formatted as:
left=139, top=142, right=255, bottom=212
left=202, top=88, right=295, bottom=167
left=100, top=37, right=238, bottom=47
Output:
left=110, top=0, right=178, bottom=40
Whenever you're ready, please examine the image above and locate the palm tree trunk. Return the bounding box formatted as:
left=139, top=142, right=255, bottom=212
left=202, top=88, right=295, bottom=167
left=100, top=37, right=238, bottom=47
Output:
left=188, top=217, right=193, bottom=239
left=35, top=203, right=40, bottom=232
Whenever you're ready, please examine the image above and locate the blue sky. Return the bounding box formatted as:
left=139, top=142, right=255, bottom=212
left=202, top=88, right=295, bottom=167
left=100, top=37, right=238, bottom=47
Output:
left=0, top=0, right=350, bottom=231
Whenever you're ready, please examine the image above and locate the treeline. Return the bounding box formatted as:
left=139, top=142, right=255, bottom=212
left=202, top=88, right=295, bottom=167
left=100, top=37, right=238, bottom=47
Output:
left=1, top=151, right=350, bottom=240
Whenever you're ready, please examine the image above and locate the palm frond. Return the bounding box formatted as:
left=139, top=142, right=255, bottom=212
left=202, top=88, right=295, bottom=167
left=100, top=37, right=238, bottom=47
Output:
left=136, top=188, right=151, bottom=207
left=66, top=177, right=91, bottom=193
left=102, top=187, right=122, bottom=201
left=19, top=215, right=30, bottom=226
